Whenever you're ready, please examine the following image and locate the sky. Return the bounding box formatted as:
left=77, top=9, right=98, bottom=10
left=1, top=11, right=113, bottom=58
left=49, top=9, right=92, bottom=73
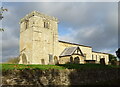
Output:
left=1, top=2, right=118, bottom=62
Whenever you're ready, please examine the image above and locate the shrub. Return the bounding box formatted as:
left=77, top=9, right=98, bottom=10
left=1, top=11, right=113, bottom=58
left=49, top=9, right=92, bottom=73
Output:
left=6, top=57, right=19, bottom=64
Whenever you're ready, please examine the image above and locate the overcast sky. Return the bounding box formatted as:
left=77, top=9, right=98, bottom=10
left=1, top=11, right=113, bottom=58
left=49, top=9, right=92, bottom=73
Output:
left=1, top=2, right=118, bottom=62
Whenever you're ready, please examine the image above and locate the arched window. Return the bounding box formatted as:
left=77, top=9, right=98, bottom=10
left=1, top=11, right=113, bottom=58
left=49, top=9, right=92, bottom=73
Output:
left=25, top=20, right=29, bottom=29
left=96, top=55, right=97, bottom=61
left=92, top=54, right=94, bottom=60
left=44, top=21, right=49, bottom=29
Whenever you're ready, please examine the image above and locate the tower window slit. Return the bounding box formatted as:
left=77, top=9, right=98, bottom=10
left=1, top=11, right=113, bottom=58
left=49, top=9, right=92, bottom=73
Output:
left=44, top=22, right=49, bottom=29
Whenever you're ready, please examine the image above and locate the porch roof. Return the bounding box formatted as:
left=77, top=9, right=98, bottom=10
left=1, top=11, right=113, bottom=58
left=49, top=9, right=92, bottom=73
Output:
left=59, top=46, right=84, bottom=57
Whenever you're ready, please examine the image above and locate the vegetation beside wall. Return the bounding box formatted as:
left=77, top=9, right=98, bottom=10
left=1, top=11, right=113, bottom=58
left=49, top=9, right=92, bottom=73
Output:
left=2, top=66, right=120, bottom=86
left=1, top=63, right=120, bottom=71
left=5, top=57, right=19, bottom=64
left=1, top=64, right=65, bottom=70
left=109, top=54, right=117, bottom=64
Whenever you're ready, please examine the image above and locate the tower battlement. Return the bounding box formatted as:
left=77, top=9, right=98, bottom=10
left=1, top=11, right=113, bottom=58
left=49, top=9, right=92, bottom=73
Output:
left=20, top=11, right=58, bottom=23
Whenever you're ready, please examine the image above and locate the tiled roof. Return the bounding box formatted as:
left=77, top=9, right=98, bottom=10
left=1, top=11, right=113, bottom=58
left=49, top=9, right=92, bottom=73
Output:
left=60, top=46, right=84, bottom=57
left=59, top=40, right=91, bottom=48
left=92, top=51, right=109, bottom=55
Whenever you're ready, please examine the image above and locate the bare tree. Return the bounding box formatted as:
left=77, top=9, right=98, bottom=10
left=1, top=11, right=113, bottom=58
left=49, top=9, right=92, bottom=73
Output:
left=0, top=7, right=8, bottom=31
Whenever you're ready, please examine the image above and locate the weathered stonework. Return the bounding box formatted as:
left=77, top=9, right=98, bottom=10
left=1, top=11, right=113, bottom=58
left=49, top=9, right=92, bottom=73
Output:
left=19, top=11, right=109, bottom=65
left=2, top=68, right=120, bottom=86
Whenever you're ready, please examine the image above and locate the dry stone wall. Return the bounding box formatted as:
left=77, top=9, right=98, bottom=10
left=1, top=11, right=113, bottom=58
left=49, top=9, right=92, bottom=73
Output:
left=1, top=68, right=120, bottom=86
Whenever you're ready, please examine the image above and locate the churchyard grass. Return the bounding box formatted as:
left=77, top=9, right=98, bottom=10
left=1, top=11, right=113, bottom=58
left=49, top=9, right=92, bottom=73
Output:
left=1, top=64, right=65, bottom=70
left=1, top=63, right=119, bottom=70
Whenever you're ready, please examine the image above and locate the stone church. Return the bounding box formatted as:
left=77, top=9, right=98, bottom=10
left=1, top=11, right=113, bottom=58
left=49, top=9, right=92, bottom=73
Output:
left=19, top=11, right=109, bottom=65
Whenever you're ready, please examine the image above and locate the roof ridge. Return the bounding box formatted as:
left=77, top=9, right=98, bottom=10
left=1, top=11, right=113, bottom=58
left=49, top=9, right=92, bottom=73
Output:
left=92, top=51, right=109, bottom=55
left=59, top=40, right=91, bottom=48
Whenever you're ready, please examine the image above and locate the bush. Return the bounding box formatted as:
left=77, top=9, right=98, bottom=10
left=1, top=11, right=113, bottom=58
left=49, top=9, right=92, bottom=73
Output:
left=6, top=57, right=19, bottom=64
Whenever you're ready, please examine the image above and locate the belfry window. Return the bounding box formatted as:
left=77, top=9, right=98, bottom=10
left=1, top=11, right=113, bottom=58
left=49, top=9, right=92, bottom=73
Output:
left=44, top=21, right=49, bottom=29
left=25, top=20, right=29, bottom=29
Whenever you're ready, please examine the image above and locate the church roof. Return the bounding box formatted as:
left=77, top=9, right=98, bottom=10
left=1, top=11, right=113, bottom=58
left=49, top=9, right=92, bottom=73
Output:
left=59, top=40, right=91, bottom=48
left=92, top=51, right=109, bottom=55
left=59, top=46, right=84, bottom=57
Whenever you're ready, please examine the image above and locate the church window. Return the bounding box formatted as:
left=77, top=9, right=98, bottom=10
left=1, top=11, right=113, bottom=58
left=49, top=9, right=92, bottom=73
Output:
left=44, top=21, right=49, bottom=29
left=49, top=54, right=53, bottom=62
left=25, top=20, right=29, bottom=29
left=92, top=54, right=94, bottom=60
left=96, top=55, right=97, bottom=61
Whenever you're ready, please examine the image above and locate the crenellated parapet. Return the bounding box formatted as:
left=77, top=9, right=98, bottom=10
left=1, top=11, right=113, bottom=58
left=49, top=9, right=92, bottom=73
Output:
left=20, top=11, right=58, bottom=23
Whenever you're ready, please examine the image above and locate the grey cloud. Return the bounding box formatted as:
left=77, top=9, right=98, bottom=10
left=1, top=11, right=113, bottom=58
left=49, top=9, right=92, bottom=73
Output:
left=58, top=2, right=118, bottom=54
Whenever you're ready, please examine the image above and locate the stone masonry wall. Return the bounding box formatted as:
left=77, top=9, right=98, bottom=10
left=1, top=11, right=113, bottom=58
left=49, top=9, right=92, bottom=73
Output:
left=1, top=68, right=120, bottom=86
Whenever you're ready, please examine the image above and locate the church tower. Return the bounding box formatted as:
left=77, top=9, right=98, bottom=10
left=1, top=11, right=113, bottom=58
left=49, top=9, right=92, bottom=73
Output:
left=19, top=11, right=59, bottom=64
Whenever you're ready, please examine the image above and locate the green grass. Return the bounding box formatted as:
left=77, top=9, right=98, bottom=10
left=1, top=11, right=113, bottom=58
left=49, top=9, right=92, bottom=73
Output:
left=59, top=63, right=120, bottom=69
left=1, top=63, right=120, bottom=70
left=1, top=64, right=66, bottom=70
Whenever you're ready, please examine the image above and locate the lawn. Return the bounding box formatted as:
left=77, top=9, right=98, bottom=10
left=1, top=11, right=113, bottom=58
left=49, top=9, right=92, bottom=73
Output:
left=1, top=64, right=65, bottom=70
left=1, top=63, right=119, bottom=70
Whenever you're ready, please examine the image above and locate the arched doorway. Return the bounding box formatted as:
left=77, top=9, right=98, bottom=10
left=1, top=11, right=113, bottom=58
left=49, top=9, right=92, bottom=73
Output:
left=100, top=58, right=105, bottom=65
left=70, top=56, right=73, bottom=64
left=54, top=56, right=59, bottom=65
left=74, top=57, right=80, bottom=64
left=22, top=53, right=27, bottom=64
